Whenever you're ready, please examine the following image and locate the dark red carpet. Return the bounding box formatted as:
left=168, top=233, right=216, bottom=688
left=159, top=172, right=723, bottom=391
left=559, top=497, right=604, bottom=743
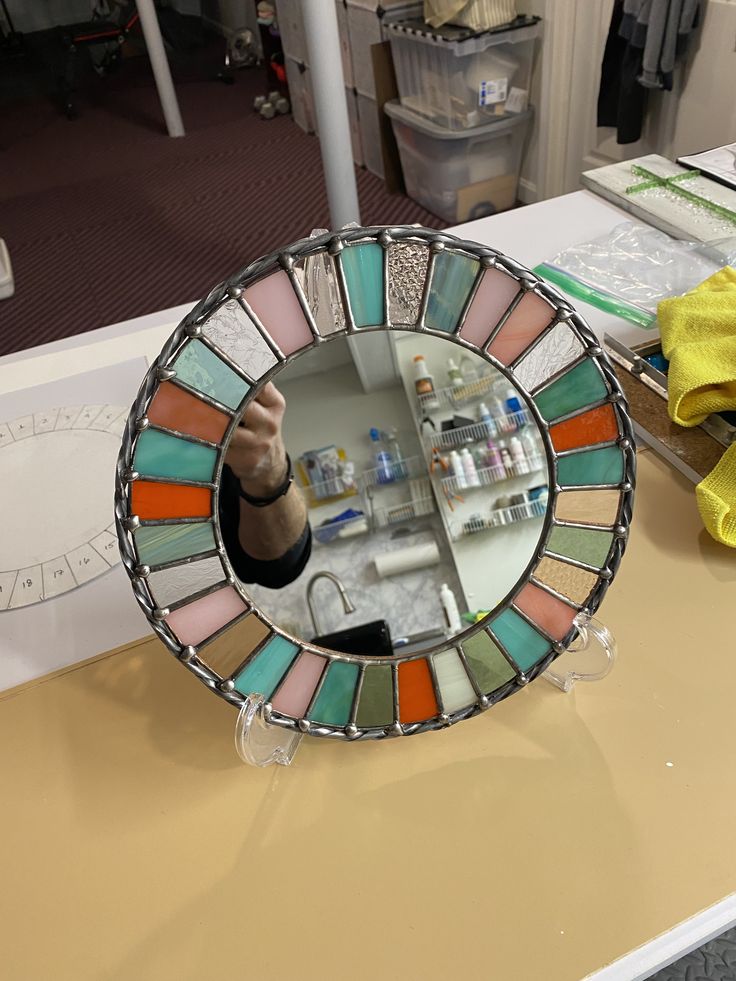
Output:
left=0, top=43, right=443, bottom=357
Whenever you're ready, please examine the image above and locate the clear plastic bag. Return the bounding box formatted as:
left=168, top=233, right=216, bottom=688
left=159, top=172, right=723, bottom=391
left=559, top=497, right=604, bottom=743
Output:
left=534, top=223, right=728, bottom=328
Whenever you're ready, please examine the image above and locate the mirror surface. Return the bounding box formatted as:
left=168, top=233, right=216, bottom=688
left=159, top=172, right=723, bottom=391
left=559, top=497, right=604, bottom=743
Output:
left=224, top=331, right=550, bottom=657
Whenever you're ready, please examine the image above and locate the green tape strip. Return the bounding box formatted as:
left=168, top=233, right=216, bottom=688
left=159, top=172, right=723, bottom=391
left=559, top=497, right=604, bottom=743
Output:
left=626, top=165, right=736, bottom=227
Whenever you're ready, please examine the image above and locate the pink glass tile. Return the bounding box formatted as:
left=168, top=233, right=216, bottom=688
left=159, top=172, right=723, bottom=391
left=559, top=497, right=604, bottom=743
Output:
left=485, top=292, right=555, bottom=366
left=165, top=585, right=248, bottom=647
left=458, top=267, right=520, bottom=347
left=243, top=270, right=313, bottom=356
left=513, top=583, right=577, bottom=643
left=271, top=651, right=327, bottom=718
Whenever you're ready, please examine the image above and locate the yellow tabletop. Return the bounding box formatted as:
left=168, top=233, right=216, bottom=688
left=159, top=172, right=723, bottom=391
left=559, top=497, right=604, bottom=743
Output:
left=2, top=450, right=734, bottom=981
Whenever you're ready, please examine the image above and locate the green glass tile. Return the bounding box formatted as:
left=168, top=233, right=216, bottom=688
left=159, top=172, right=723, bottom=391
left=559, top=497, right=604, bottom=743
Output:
left=171, top=339, right=250, bottom=410
left=233, top=635, right=300, bottom=698
left=308, top=660, right=360, bottom=726
left=134, top=428, right=216, bottom=483
left=341, top=243, right=385, bottom=327
left=534, top=360, right=609, bottom=422
left=425, top=252, right=479, bottom=333
left=355, top=664, right=394, bottom=728
left=134, top=521, right=215, bottom=566
left=461, top=631, right=516, bottom=694
left=557, top=446, right=624, bottom=486
left=490, top=609, right=550, bottom=672
left=547, top=526, right=614, bottom=569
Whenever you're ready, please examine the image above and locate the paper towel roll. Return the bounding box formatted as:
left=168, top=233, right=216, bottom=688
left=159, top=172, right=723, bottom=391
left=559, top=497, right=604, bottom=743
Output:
left=373, top=542, right=440, bottom=579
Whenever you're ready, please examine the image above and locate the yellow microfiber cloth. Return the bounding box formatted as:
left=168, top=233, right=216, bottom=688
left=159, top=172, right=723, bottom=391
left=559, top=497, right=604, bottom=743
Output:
left=657, top=266, right=736, bottom=546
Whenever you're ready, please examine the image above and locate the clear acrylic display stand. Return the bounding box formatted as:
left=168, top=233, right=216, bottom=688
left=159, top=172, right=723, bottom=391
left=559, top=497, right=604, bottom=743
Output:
left=234, top=614, right=616, bottom=767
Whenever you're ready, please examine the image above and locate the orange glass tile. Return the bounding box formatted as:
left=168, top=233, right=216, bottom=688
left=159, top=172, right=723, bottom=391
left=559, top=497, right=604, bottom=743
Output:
left=398, top=659, right=438, bottom=724
left=549, top=404, right=619, bottom=453
left=131, top=481, right=212, bottom=520
left=147, top=382, right=230, bottom=445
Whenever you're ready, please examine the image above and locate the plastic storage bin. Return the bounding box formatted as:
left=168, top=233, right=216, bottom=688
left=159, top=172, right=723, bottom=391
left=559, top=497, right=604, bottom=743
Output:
left=279, top=0, right=354, bottom=88
left=385, top=100, right=532, bottom=222
left=385, top=15, right=540, bottom=130
left=357, top=92, right=383, bottom=178
left=346, top=0, right=422, bottom=98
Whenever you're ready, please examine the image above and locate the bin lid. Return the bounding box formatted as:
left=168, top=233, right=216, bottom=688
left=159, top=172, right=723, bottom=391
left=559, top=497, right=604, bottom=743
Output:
left=384, top=99, right=533, bottom=140
left=385, top=14, right=541, bottom=46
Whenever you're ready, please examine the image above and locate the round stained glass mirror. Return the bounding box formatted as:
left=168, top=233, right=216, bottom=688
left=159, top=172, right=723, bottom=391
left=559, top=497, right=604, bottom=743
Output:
left=116, top=226, right=634, bottom=741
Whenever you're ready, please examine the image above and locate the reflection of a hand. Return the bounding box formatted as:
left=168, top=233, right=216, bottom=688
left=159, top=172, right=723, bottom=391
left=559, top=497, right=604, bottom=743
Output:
left=225, top=382, right=288, bottom=496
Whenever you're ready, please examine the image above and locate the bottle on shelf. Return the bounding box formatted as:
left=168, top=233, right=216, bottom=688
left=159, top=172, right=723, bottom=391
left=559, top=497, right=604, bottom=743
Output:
left=447, top=358, right=464, bottom=388
left=440, top=583, right=462, bottom=635
left=505, top=387, right=527, bottom=427
left=478, top=401, right=497, bottom=438
left=485, top=439, right=504, bottom=475
left=387, top=428, right=407, bottom=479
left=491, top=394, right=514, bottom=433
left=520, top=430, right=538, bottom=461
left=508, top=436, right=529, bottom=474
left=369, top=427, right=394, bottom=484
left=413, top=355, right=439, bottom=408
left=449, top=449, right=467, bottom=489
left=461, top=447, right=481, bottom=487
left=499, top=445, right=514, bottom=474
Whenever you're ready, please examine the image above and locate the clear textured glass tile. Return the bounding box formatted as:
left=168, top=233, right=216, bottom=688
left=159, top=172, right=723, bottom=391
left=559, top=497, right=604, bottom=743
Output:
left=146, top=555, right=226, bottom=610
left=202, top=300, right=277, bottom=381
left=293, top=253, right=345, bottom=335
left=388, top=241, right=429, bottom=325
left=513, top=323, right=585, bottom=391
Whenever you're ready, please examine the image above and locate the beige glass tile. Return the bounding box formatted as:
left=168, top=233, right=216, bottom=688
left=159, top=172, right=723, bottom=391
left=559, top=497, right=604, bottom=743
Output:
left=554, top=489, right=621, bottom=527
left=197, top=613, right=269, bottom=678
left=533, top=557, right=599, bottom=605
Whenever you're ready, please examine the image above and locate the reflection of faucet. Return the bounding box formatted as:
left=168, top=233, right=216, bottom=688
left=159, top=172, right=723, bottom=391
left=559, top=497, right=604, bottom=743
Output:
left=306, top=571, right=356, bottom=636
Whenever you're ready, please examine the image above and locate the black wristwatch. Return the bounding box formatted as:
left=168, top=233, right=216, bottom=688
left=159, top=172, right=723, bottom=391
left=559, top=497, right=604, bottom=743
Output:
left=238, top=453, right=294, bottom=508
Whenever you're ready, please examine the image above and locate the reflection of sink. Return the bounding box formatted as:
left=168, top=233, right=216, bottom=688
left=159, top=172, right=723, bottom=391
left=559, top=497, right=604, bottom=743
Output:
left=311, top=619, right=393, bottom=657
left=392, top=629, right=447, bottom=656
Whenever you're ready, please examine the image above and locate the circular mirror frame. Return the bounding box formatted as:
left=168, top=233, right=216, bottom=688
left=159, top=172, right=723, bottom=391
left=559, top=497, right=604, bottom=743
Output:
left=116, top=225, right=635, bottom=741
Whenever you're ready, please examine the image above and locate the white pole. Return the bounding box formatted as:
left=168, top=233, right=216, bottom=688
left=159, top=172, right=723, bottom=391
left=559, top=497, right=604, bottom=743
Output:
left=136, top=0, right=185, bottom=138
left=301, top=0, right=361, bottom=227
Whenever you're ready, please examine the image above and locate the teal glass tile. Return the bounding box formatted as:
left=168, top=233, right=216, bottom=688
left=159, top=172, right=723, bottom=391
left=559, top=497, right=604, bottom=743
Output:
left=134, top=521, right=216, bottom=566
left=341, top=243, right=385, bottom=327
left=490, top=609, right=550, bottom=672
left=534, top=360, right=609, bottom=423
left=171, top=339, right=250, bottom=410
left=308, top=660, right=360, bottom=726
left=547, top=526, right=614, bottom=569
left=134, top=428, right=217, bottom=483
left=233, top=635, right=300, bottom=698
left=557, top=446, right=624, bottom=486
left=425, top=251, right=480, bottom=333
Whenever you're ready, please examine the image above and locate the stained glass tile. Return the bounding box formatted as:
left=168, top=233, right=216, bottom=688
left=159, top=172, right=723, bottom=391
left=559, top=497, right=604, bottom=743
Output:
left=171, top=339, right=250, bottom=410
left=398, top=658, right=439, bottom=723
left=532, top=557, right=599, bottom=606
left=198, top=614, right=270, bottom=679
left=546, top=526, right=614, bottom=569
left=550, top=404, right=619, bottom=453
left=131, top=482, right=212, bottom=520
left=425, top=251, right=479, bottom=333
left=201, top=300, right=277, bottom=381
left=133, top=521, right=216, bottom=567
left=271, top=651, right=326, bottom=717
left=146, top=381, right=230, bottom=445
left=554, top=489, right=621, bottom=527
left=513, top=582, right=578, bottom=641
left=233, top=635, right=300, bottom=699
left=388, top=241, right=429, bottom=325
left=432, top=648, right=476, bottom=714
left=133, top=429, right=217, bottom=483
left=513, top=322, right=584, bottom=391
left=146, top=555, right=225, bottom=610
left=485, top=291, right=555, bottom=365
left=243, top=270, right=314, bottom=355
left=341, top=243, right=385, bottom=327
left=355, top=665, right=394, bottom=728
left=461, top=630, right=516, bottom=694
left=557, top=446, right=624, bottom=487
left=490, top=609, right=551, bottom=672
left=293, top=253, right=345, bottom=335
left=458, top=266, right=520, bottom=347
left=308, top=660, right=360, bottom=726
left=165, top=585, right=248, bottom=646
left=534, top=360, right=609, bottom=423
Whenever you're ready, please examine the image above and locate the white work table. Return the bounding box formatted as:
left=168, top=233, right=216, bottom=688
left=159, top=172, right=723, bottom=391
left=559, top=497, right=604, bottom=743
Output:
left=2, top=191, right=734, bottom=981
